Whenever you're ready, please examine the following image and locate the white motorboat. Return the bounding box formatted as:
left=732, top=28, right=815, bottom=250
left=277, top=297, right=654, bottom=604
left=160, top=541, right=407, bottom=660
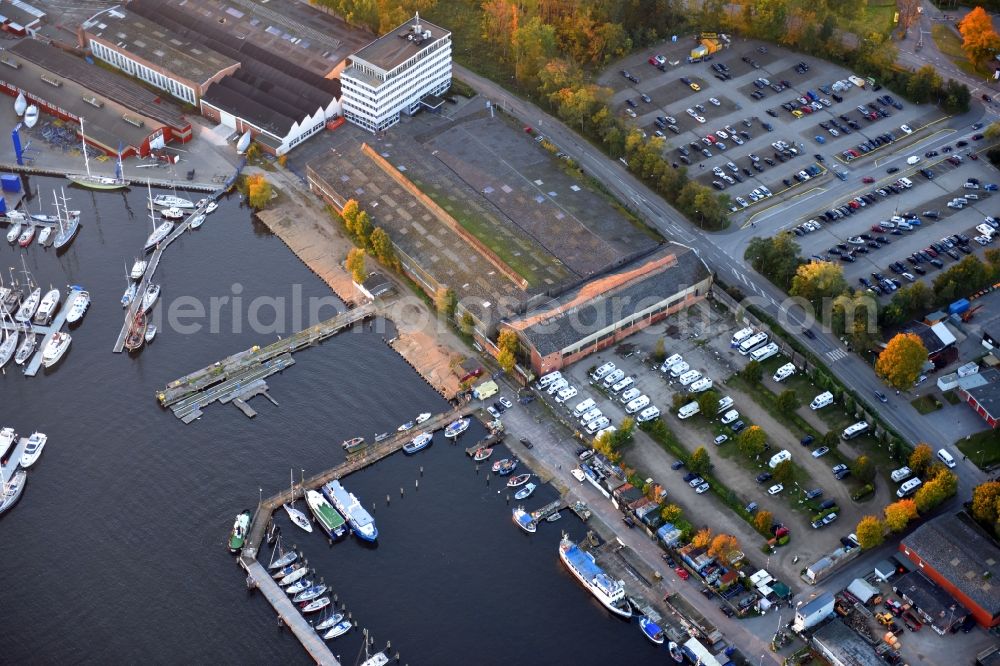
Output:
left=33, top=288, right=60, bottom=325
left=19, top=432, right=46, bottom=468
left=152, top=194, right=194, bottom=209
left=121, top=281, right=137, bottom=308
left=23, top=105, right=37, bottom=128
left=14, top=331, right=36, bottom=365
left=37, top=225, right=51, bottom=246
left=415, top=412, right=431, bottom=424
left=6, top=221, right=21, bottom=244
left=14, top=287, right=40, bottom=323
left=65, top=289, right=90, bottom=324
left=0, top=427, right=16, bottom=459
left=205, top=201, right=218, bottom=214
left=41, top=331, right=71, bottom=368
left=144, top=324, right=157, bottom=343
left=322, top=620, right=352, bottom=640
left=190, top=213, right=206, bottom=229
left=141, top=283, right=160, bottom=312
left=0, top=327, right=16, bottom=368
left=159, top=207, right=184, bottom=221
left=130, top=259, right=147, bottom=280
left=14, top=92, right=26, bottom=116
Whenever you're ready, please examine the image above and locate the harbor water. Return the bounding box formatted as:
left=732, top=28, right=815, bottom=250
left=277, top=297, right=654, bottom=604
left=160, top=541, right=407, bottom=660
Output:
left=0, top=176, right=654, bottom=664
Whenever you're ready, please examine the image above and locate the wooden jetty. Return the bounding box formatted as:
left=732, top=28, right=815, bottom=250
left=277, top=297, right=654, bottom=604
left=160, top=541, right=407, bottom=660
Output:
left=157, top=304, right=376, bottom=413
left=244, top=561, right=341, bottom=666
left=168, top=354, right=294, bottom=423
left=529, top=499, right=566, bottom=522
left=0, top=290, right=73, bottom=377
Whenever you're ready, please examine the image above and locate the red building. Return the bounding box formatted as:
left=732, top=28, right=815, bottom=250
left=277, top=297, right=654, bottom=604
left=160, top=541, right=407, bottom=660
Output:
left=899, top=515, right=1000, bottom=628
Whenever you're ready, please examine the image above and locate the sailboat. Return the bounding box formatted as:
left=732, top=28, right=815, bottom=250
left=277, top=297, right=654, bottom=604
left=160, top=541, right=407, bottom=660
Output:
left=143, top=181, right=173, bottom=253
left=284, top=469, right=313, bottom=533
left=0, top=466, right=26, bottom=516
left=65, top=117, right=129, bottom=190
left=123, top=309, right=147, bottom=352
left=14, top=331, right=36, bottom=365
left=14, top=92, right=26, bottom=116
left=52, top=188, right=80, bottom=250
left=130, top=258, right=147, bottom=281
left=23, top=105, right=37, bottom=128
left=0, top=316, right=17, bottom=368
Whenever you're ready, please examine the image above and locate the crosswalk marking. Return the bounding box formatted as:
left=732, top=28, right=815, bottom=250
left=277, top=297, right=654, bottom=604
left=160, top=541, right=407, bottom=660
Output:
left=825, top=349, right=848, bottom=362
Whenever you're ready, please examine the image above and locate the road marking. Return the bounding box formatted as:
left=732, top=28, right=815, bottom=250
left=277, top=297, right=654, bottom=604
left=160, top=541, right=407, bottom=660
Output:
left=741, top=187, right=828, bottom=229
left=825, top=349, right=848, bottom=362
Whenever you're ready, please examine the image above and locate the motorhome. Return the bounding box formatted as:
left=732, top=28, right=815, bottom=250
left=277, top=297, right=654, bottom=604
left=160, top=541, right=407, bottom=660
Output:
left=591, top=362, right=615, bottom=381
left=731, top=327, right=754, bottom=347
left=610, top=376, right=635, bottom=394
left=749, top=342, right=779, bottom=362
left=573, top=398, right=596, bottom=417
left=637, top=406, right=661, bottom=423
left=625, top=395, right=651, bottom=414
left=810, top=392, right=833, bottom=410
left=678, top=402, right=700, bottom=419
left=716, top=396, right=734, bottom=413
left=689, top=377, right=713, bottom=393
left=660, top=354, right=683, bottom=372
left=841, top=421, right=869, bottom=440
left=738, top=332, right=769, bottom=355
left=669, top=361, right=690, bottom=377
left=769, top=450, right=791, bottom=469
left=678, top=370, right=702, bottom=386
left=772, top=362, right=796, bottom=382
left=538, top=371, right=562, bottom=387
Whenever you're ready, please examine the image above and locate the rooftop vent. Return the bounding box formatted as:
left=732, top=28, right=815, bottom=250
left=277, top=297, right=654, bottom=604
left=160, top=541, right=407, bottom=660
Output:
left=0, top=56, right=20, bottom=69
left=122, top=114, right=144, bottom=128
left=83, top=95, right=103, bottom=108
left=40, top=74, right=61, bottom=87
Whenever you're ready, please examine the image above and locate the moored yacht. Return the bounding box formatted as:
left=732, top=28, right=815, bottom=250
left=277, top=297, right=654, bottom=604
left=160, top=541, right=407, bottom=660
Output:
left=322, top=480, right=377, bottom=542
left=17, top=224, right=34, bottom=247
left=558, top=534, right=633, bottom=618
left=14, top=331, right=36, bottom=365
left=205, top=201, right=218, bottom=214
left=141, top=283, right=160, bottom=312
left=0, top=327, right=16, bottom=368
left=19, top=432, right=47, bottom=468
left=5, top=220, right=20, bottom=244
left=152, top=194, right=194, bottom=209
left=0, top=426, right=16, bottom=458
left=14, top=287, right=40, bottom=323
left=33, top=288, right=60, bottom=325
left=52, top=188, right=81, bottom=250
left=41, top=331, right=71, bottom=368
left=130, top=259, right=147, bottom=280
left=190, top=214, right=206, bottom=229
left=144, top=220, right=174, bottom=253
left=65, top=118, right=129, bottom=190
left=65, top=288, right=90, bottom=324
left=0, top=468, right=26, bottom=516
left=37, top=225, right=51, bottom=246
left=305, top=489, right=347, bottom=539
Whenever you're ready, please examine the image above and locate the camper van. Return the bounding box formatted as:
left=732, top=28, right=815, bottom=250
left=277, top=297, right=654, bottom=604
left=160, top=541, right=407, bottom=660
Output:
left=619, top=387, right=641, bottom=404
left=678, top=370, right=702, bottom=386
left=625, top=395, right=651, bottom=414
left=586, top=416, right=611, bottom=434
left=591, top=362, right=615, bottom=381
left=810, top=392, right=834, bottom=410
left=738, top=332, right=769, bottom=355
left=937, top=448, right=956, bottom=468
left=594, top=426, right=616, bottom=442
left=890, top=466, right=912, bottom=483
left=573, top=398, right=596, bottom=417
left=768, top=450, right=791, bottom=469
left=637, top=406, right=661, bottom=423
left=689, top=377, right=713, bottom=393
left=660, top=354, right=683, bottom=372
left=841, top=421, right=869, bottom=440
left=678, top=402, right=701, bottom=419
left=610, top=376, right=635, bottom=394
left=537, top=371, right=562, bottom=388
left=602, top=369, right=625, bottom=387
left=721, top=409, right=739, bottom=425
left=897, top=477, right=922, bottom=498
left=731, top=327, right=755, bottom=347
left=773, top=362, right=796, bottom=382
left=716, top=396, right=734, bottom=413
left=546, top=378, right=569, bottom=395
left=669, top=361, right=691, bottom=377
left=750, top=342, right=780, bottom=362
left=555, top=385, right=578, bottom=404
left=580, top=408, right=603, bottom=425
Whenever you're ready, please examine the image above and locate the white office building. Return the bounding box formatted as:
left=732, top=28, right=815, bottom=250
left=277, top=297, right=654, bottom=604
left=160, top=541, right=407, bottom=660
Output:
left=340, top=13, right=451, bottom=133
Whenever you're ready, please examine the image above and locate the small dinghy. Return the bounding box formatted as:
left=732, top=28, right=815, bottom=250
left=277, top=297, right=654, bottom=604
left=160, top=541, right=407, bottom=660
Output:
left=668, top=641, right=684, bottom=662
left=322, top=619, right=352, bottom=639
left=640, top=617, right=666, bottom=645
left=496, top=458, right=518, bottom=476
left=514, top=483, right=536, bottom=500
left=316, top=613, right=344, bottom=631
left=546, top=511, right=562, bottom=523
left=397, top=420, right=414, bottom=432
left=300, top=597, right=330, bottom=613
left=507, top=473, right=531, bottom=488
left=473, top=447, right=493, bottom=462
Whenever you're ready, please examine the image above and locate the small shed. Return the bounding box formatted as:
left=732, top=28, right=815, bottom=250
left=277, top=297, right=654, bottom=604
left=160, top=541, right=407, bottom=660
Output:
left=356, top=272, right=393, bottom=301
left=847, top=577, right=880, bottom=604
left=657, top=522, right=682, bottom=547
left=874, top=559, right=897, bottom=583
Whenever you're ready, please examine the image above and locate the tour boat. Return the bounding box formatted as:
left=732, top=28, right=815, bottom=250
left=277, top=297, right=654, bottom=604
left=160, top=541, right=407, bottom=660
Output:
left=292, top=584, right=328, bottom=603
left=205, top=201, right=218, bottom=214
left=514, top=482, right=536, bottom=500
left=153, top=194, right=194, bottom=209
left=190, top=213, right=206, bottom=229
left=41, top=331, right=71, bottom=368
left=507, top=473, right=531, bottom=488
left=6, top=221, right=20, bottom=244
left=558, top=534, right=633, bottom=618
left=444, top=418, right=470, bottom=438
left=322, top=620, right=352, bottom=640
left=473, top=447, right=493, bottom=462
left=283, top=503, right=313, bottom=533
left=305, top=489, right=347, bottom=539
left=65, top=288, right=89, bottom=324
left=130, top=259, right=147, bottom=280
left=14, top=287, right=40, bottom=323
left=640, top=617, right=666, bottom=645
left=19, top=432, right=47, bottom=468
left=300, top=597, right=330, bottom=614
left=513, top=506, right=536, bottom=533
left=17, top=225, right=35, bottom=247
left=322, top=480, right=377, bottom=542
left=33, top=288, right=60, bottom=325
left=402, top=432, right=432, bottom=454
left=0, top=427, right=16, bottom=458
left=316, top=613, right=345, bottom=631
left=415, top=412, right=431, bottom=424
left=14, top=332, right=36, bottom=365
left=228, top=510, right=251, bottom=553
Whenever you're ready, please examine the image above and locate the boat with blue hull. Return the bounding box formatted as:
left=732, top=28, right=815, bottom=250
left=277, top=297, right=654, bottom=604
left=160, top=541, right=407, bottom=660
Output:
left=639, top=617, right=665, bottom=645
left=402, top=432, right=432, bottom=454
left=558, top=534, right=632, bottom=619
left=444, top=418, right=469, bottom=438
left=322, top=480, right=378, bottom=542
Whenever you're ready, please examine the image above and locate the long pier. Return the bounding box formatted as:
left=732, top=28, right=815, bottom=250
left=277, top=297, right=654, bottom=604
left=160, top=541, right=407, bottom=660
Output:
left=157, top=304, right=377, bottom=411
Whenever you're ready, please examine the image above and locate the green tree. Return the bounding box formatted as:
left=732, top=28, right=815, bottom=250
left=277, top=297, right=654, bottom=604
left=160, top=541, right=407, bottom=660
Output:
left=435, top=287, right=457, bottom=318
left=696, top=390, right=720, bottom=417
left=789, top=261, right=847, bottom=306
left=856, top=515, right=885, bottom=549
left=744, top=233, right=802, bottom=290
left=851, top=454, right=876, bottom=483
left=736, top=425, right=767, bottom=458
left=689, top=446, right=711, bottom=475
left=909, top=443, right=935, bottom=478
left=876, top=333, right=928, bottom=390
left=369, top=227, right=399, bottom=270
left=512, top=16, right=557, bottom=88
left=933, top=255, right=990, bottom=304
left=345, top=247, right=366, bottom=283
left=831, top=292, right=879, bottom=352
left=460, top=311, right=476, bottom=336
left=772, top=459, right=793, bottom=484
left=775, top=389, right=800, bottom=413
left=942, top=79, right=972, bottom=114
left=906, top=65, right=942, bottom=104
left=741, top=360, right=763, bottom=384
left=820, top=430, right=839, bottom=450
left=986, top=122, right=1000, bottom=141
left=882, top=282, right=933, bottom=326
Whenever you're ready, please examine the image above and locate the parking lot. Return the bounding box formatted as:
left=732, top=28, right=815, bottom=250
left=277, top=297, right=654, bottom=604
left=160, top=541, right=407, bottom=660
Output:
left=599, top=39, right=944, bottom=212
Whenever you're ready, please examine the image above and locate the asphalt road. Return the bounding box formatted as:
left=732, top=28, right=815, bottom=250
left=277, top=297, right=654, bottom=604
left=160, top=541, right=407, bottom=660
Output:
left=453, top=63, right=989, bottom=504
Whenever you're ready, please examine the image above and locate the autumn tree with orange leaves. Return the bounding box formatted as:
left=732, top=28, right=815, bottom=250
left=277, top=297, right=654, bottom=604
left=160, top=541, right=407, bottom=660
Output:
left=884, top=499, right=918, bottom=532
left=875, top=333, right=927, bottom=390
left=959, top=7, right=1000, bottom=66
left=692, top=527, right=713, bottom=549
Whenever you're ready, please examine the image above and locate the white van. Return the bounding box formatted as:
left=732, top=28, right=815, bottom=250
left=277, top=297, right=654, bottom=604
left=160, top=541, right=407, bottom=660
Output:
left=721, top=409, right=740, bottom=424
left=768, top=449, right=791, bottom=469
left=890, top=466, right=912, bottom=483
left=670, top=361, right=690, bottom=378
left=716, top=396, right=734, bottom=413
left=897, top=477, right=923, bottom=498
left=637, top=406, right=661, bottom=423
left=546, top=378, right=569, bottom=395
left=625, top=395, right=651, bottom=414
left=678, top=370, right=702, bottom=386
left=898, top=177, right=913, bottom=188
left=555, top=386, right=578, bottom=404
left=731, top=327, right=754, bottom=347
left=661, top=354, right=683, bottom=372
left=772, top=362, right=796, bottom=382
left=842, top=421, right=869, bottom=440
left=678, top=402, right=700, bottom=419
left=538, top=371, right=562, bottom=387
left=810, top=392, right=834, bottom=410
left=977, top=223, right=996, bottom=238
left=591, top=362, right=615, bottom=381
left=580, top=408, right=603, bottom=424
left=750, top=342, right=780, bottom=362
left=602, top=369, right=625, bottom=387
left=610, top=376, right=635, bottom=394
left=937, top=448, right=956, bottom=468
left=619, top=387, right=641, bottom=404
left=689, top=377, right=713, bottom=393
left=586, top=416, right=611, bottom=434
left=573, top=398, right=596, bottom=417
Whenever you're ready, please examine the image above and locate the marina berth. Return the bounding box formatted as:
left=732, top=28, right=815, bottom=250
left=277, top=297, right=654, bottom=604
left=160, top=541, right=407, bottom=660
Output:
left=304, top=489, right=347, bottom=539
